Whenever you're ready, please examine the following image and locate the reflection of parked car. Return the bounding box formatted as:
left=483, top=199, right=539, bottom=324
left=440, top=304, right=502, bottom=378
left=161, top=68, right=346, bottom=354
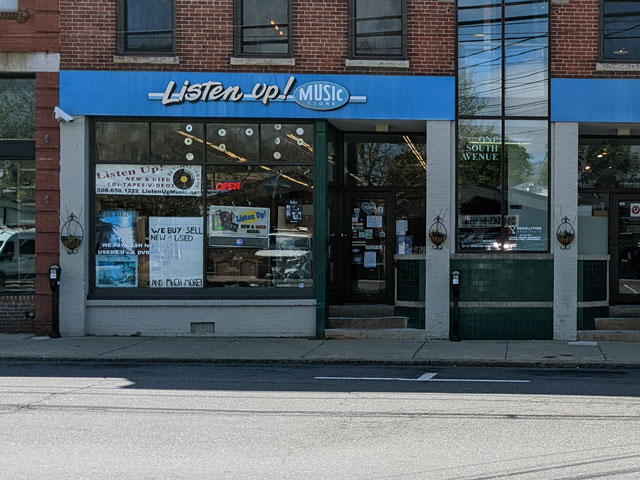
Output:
left=0, top=228, right=36, bottom=290
left=255, top=232, right=312, bottom=285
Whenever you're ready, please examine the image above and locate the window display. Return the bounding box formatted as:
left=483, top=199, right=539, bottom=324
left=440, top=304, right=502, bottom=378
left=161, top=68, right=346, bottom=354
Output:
left=93, top=120, right=314, bottom=294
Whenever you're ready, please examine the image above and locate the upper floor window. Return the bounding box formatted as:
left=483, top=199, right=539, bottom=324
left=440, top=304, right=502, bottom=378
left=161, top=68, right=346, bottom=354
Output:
left=0, top=0, right=18, bottom=12
left=117, top=0, right=175, bottom=55
left=602, top=0, right=640, bottom=60
left=235, top=0, right=291, bottom=56
left=350, top=0, right=406, bottom=59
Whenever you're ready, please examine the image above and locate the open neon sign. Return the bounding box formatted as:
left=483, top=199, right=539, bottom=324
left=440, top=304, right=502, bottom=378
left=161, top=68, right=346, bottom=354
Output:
left=216, top=182, right=242, bottom=193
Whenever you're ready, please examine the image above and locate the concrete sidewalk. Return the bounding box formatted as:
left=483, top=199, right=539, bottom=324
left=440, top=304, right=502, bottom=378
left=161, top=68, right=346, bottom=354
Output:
left=1, top=334, right=640, bottom=368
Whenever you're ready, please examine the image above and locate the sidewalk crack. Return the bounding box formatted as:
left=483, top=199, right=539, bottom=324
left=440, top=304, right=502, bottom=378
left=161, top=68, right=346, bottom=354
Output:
left=411, top=341, right=428, bottom=359
left=300, top=340, right=326, bottom=358
left=505, top=341, right=509, bottom=361
left=96, top=337, right=155, bottom=357
left=597, top=343, right=608, bottom=361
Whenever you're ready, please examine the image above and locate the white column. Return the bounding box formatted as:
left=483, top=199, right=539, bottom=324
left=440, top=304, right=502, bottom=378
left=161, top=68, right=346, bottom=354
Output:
left=552, top=122, right=578, bottom=340
left=425, top=120, right=455, bottom=339
left=59, top=116, right=89, bottom=335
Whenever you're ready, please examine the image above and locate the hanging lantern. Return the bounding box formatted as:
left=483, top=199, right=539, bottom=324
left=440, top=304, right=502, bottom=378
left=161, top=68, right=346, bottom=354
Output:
left=428, top=215, right=447, bottom=250
left=60, top=212, right=84, bottom=254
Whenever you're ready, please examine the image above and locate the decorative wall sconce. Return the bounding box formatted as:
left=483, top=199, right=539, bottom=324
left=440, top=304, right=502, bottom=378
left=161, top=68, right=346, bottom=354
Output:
left=429, top=215, right=447, bottom=250
left=556, top=216, right=575, bottom=249
left=60, top=212, right=84, bottom=254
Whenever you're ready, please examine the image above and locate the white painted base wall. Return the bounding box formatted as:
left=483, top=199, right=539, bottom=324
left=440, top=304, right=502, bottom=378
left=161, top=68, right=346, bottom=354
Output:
left=85, top=301, right=316, bottom=337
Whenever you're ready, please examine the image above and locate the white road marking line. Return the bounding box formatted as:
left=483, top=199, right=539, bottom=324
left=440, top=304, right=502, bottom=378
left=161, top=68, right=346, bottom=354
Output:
left=314, top=372, right=530, bottom=383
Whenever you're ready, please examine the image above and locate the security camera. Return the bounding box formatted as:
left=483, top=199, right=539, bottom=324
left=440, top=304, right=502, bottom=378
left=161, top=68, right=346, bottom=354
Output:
left=53, top=106, right=74, bottom=123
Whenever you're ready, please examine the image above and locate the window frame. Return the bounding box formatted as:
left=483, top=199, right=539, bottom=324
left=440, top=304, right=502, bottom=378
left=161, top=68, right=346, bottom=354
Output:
left=599, top=0, right=640, bottom=62
left=348, top=0, right=407, bottom=60
left=116, top=0, right=176, bottom=56
left=233, top=0, right=293, bottom=58
left=89, top=118, right=317, bottom=300
left=455, top=0, right=551, bottom=254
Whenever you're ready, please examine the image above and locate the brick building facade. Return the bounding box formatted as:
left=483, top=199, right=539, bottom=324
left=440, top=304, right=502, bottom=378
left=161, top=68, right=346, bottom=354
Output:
left=3, top=0, right=640, bottom=340
left=0, top=0, right=59, bottom=334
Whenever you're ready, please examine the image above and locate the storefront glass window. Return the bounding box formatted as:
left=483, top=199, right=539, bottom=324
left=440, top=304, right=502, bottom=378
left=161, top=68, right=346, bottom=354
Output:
left=579, top=139, right=640, bottom=188
left=151, top=122, right=204, bottom=163
left=504, top=0, right=548, bottom=117
left=395, top=191, right=426, bottom=254
left=237, top=0, right=290, bottom=56
left=352, top=0, right=405, bottom=58
left=260, top=124, right=314, bottom=164
left=95, top=122, right=149, bottom=162
left=206, top=165, right=314, bottom=288
left=602, top=0, right=640, bottom=60
left=458, top=119, right=503, bottom=250
left=344, top=134, right=426, bottom=187
left=93, top=121, right=314, bottom=294
left=458, top=1, right=502, bottom=116
left=504, top=120, right=548, bottom=251
left=0, top=78, right=36, bottom=292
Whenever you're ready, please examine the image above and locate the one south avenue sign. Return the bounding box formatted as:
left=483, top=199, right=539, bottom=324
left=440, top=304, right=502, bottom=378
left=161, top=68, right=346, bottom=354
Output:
left=148, top=75, right=366, bottom=111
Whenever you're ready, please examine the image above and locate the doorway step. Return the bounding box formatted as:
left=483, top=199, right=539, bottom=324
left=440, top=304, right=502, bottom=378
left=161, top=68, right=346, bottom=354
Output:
left=325, top=305, right=424, bottom=340
left=577, top=306, right=640, bottom=342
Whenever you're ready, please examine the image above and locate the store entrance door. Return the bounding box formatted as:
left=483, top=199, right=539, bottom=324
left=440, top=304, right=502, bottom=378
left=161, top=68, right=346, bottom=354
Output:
left=344, top=192, right=394, bottom=303
left=612, top=195, right=640, bottom=304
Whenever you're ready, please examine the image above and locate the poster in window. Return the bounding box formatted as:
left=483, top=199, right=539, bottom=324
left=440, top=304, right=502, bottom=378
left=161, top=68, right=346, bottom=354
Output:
left=96, top=210, right=137, bottom=255
left=285, top=199, right=302, bottom=225
left=95, top=255, right=138, bottom=288
left=95, top=164, right=202, bottom=197
left=208, top=206, right=270, bottom=240
left=149, top=217, right=203, bottom=288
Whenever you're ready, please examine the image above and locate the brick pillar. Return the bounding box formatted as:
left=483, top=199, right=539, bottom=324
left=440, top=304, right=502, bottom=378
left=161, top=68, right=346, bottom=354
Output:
left=34, top=72, right=60, bottom=335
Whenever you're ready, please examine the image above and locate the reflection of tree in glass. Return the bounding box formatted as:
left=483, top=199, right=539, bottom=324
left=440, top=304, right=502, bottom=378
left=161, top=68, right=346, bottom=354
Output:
left=355, top=142, right=425, bottom=187
left=579, top=144, right=640, bottom=188
left=458, top=71, right=489, bottom=117
left=0, top=79, right=35, bottom=139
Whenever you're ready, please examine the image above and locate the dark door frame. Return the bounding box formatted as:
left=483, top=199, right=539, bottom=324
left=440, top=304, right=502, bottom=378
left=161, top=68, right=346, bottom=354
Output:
left=611, top=193, right=640, bottom=305
left=343, top=190, right=395, bottom=303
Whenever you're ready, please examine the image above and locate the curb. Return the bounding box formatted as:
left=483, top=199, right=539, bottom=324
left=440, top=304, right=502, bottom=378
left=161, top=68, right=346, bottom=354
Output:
left=1, top=355, right=639, bottom=369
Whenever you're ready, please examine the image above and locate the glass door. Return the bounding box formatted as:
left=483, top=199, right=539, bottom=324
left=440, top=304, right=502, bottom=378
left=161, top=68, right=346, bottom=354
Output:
left=346, top=193, right=394, bottom=303
left=612, top=195, right=640, bottom=304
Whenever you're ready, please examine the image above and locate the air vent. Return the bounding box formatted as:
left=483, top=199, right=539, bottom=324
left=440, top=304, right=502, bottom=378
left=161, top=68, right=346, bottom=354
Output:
left=190, top=322, right=216, bottom=335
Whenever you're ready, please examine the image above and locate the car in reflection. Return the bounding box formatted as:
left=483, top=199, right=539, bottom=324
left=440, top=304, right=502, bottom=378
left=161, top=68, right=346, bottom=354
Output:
left=0, top=228, right=36, bottom=290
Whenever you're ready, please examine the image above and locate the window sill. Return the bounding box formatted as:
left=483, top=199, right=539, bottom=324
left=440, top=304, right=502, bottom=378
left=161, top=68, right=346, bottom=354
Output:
left=230, top=57, right=295, bottom=66
left=0, top=9, right=29, bottom=22
left=596, top=62, right=640, bottom=72
left=345, top=59, right=410, bottom=69
left=113, top=55, right=180, bottom=65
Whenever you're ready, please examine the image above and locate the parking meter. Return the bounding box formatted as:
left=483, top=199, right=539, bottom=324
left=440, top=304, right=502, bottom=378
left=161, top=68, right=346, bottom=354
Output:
left=451, top=270, right=461, bottom=299
left=451, top=270, right=461, bottom=342
left=49, top=264, right=61, bottom=291
left=49, top=264, right=61, bottom=338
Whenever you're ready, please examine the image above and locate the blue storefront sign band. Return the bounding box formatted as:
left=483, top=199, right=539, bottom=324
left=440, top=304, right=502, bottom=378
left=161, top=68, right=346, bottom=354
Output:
left=59, top=71, right=456, bottom=120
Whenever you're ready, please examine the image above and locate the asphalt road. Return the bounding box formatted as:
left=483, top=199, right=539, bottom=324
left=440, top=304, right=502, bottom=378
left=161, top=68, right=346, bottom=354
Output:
left=1, top=362, right=640, bottom=479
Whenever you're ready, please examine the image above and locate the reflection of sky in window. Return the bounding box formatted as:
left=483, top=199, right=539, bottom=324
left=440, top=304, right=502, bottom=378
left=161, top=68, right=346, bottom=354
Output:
left=242, top=0, right=289, bottom=54
left=458, top=0, right=548, bottom=117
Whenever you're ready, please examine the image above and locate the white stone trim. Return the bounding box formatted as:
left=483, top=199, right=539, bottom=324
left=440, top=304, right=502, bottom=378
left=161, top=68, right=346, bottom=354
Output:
left=345, top=59, right=410, bottom=69
left=0, top=52, right=59, bottom=72
left=577, top=301, right=609, bottom=308
left=396, top=301, right=425, bottom=308
left=113, top=55, right=180, bottom=65
left=230, top=57, right=295, bottom=66
left=596, top=62, right=640, bottom=72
